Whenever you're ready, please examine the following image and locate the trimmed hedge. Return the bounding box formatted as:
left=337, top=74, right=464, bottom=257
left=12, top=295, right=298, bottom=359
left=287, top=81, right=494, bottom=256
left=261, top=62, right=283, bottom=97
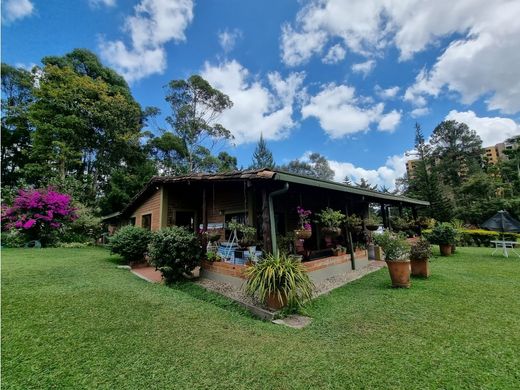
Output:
left=424, top=228, right=520, bottom=247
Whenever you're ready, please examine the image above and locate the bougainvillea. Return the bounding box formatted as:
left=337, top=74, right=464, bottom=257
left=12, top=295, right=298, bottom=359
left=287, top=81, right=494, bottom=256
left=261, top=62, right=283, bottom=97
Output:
left=296, top=206, right=312, bottom=231
left=1, top=187, right=77, bottom=244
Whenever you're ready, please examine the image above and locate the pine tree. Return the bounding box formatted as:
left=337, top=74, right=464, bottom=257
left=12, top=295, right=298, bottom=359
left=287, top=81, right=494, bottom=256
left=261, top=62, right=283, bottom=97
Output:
left=251, top=134, right=275, bottom=169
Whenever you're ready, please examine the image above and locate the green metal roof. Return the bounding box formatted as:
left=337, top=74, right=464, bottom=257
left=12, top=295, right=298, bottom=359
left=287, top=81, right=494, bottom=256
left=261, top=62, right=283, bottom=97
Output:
left=273, top=170, right=430, bottom=206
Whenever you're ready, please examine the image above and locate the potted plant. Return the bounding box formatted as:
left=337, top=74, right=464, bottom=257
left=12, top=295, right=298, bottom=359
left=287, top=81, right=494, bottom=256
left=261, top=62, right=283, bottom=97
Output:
left=316, top=207, right=346, bottom=237
left=374, top=231, right=411, bottom=288
left=346, top=214, right=363, bottom=233
left=294, top=206, right=312, bottom=240
left=428, top=223, right=457, bottom=256
left=410, top=238, right=432, bottom=277
left=244, top=253, right=314, bottom=310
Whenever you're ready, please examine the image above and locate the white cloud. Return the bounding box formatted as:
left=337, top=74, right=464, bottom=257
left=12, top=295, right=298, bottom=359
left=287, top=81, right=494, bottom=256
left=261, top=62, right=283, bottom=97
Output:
left=328, top=152, right=410, bottom=190
left=301, top=83, right=400, bottom=138
left=351, top=59, right=375, bottom=77
left=445, top=110, right=520, bottom=147
left=322, top=44, right=346, bottom=64
left=282, top=0, right=520, bottom=114
left=375, top=85, right=400, bottom=99
left=218, top=28, right=242, bottom=53
left=200, top=60, right=305, bottom=144
left=3, top=0, right=34, bottom=22
left=410, top=107, right=430, bottom=118
left=99, top=0, right=193, bottom=82
left=89, top=0, right=116, bottom=7
left=378, top=110, right=401, bottom=132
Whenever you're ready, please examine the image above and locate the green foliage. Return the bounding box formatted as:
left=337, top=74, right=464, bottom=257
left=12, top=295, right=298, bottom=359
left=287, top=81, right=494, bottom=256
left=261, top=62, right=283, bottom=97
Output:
left=356, top=178, right=378, bottom=190
left=60, top=204, right=102, bottom=243
left=227, top=221, right=257, bottom=246
left=1, top=230, right=25, bottom=248
left=244, top=253, right=314, bottom=308
left=147, top=226, right=202, bottom=284
left=410, top=238, right=432, bottom=260
left=109, top=225, right=152, bottom=263
left=165, top=75, right=233, bottom=173
left=251, top=134, right=275, bottom=169
left=346, top=213, right=362, bottom=227
left=277, top=232, right=296, bottom=256
left=427, top=223, right=458, bottom=245
left=316, top=207, right=346, bottom=228
left=373, top=231, right=410, bottom=261
left=281, top=152, right=335, bottom=180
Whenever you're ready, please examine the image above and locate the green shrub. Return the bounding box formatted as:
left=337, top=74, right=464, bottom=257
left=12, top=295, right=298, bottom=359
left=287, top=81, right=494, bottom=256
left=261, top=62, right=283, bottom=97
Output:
left=147, top=227, right=202, bottom=284
left=373, top=231, right=410, bottom=261
left=61, top=204, right=102, bottom=243
left=244, top=253, right=314, bottom=309
left=1, top=230, right=25, bottom=248
left=109, top=225, right=153, bottom=263
left=427, top=223, right=458, bottom=245
left=316, top=207, right=346, bottom=228
left=410, top=238, right=432, bottom=260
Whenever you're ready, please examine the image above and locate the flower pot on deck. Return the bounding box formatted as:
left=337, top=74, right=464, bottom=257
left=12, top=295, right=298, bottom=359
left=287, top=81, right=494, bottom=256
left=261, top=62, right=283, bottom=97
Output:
left=385, top=260, right=411, bottom=288
left=439, top=244, right=452, bottom=256
left=321, top=227, right=341, bottom=237
left=411, top=259, right=430, bottom=278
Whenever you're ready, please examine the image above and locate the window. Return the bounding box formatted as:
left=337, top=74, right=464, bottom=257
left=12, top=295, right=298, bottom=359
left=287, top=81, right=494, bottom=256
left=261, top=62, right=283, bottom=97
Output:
left=175, top=211, right=195, bottom=230
left=129, top=217, right=136, bottom=226
left=142, top=214, right=152, bottom=230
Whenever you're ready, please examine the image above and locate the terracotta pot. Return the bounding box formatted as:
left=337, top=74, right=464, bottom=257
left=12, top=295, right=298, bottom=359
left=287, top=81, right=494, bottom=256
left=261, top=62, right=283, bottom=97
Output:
left=321, top=227, right=341, bottom=237
left=385, top=260, right=411, bottom=288
left=411, top=259, right=430, bottom=278
left=265, top=292, right=288, bottom=310
left=294, top=229, right=312, bottom=240
left=439, top=244, right=452, bottom=256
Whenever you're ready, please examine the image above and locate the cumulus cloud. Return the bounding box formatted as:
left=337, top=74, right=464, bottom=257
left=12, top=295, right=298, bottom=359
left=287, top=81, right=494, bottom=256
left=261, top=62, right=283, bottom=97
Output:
left=445, top=110, right=520, bottom=147
left=3, top=0, right=34, bottom=22
left=410, top=107, right=430, bottom=118
left=375, top=85, right=400, bottom=100
left=282, top=0, right=520, bottom=114
left=301, top=83, right=401, bottom=138
left=99, top=0, right=193, bottom=82
left=218, top=28, right=242, bottom=52
left=322, top=44, right=346, bottom=64
left=351, top=59, right=375, bottom=77
left=200, top=60, right=305, bottom=144
left=328, top=152, right=410, bottom=190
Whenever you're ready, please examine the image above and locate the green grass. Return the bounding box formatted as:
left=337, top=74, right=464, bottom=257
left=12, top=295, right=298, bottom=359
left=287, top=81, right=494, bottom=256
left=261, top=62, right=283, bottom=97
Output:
left=2, top=247, right=520, bottom=389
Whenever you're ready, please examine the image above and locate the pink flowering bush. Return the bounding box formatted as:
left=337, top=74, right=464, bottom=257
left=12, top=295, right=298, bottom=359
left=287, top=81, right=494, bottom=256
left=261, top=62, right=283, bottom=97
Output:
left=1, top=187, right=77, bottom=245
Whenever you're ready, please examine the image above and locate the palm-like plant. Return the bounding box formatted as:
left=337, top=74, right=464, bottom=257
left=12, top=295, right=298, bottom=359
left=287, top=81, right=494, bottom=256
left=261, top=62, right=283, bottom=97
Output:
left=244, top=253, right=314, bottom=309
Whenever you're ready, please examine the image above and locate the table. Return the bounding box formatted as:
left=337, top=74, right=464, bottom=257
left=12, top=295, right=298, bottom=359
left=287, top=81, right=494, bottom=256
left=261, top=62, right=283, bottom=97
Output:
left=490, top=240, right=520, bottom=258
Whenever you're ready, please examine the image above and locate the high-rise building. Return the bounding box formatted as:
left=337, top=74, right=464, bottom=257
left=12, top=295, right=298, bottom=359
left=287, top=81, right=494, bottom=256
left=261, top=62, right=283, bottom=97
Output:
left=482, top=135, right=520, bottom=165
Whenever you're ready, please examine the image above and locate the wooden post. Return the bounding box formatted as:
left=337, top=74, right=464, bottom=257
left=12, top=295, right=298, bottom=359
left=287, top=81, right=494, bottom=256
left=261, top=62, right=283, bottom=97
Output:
left=381, top=203, right=388, bottom=228
left=202, top=187, right=208, bottom=231
left=262, top=189, right=272, bottom=253
left=398, top=203, right=403, bottom=217
left=345, top=203, right=356, bottom=270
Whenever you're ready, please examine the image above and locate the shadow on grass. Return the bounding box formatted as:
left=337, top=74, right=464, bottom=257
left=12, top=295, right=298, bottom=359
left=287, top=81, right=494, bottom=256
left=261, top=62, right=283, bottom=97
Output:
left=168, top=281, right=256, bottom=319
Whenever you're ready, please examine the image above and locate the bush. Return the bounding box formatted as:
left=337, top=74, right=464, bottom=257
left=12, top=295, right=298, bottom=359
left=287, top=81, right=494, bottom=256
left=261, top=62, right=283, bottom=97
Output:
left=147, top=227, right=202, bottom=284
left=244, top=253, right=314, bottom=309
left=1, top=230, right=25, bottom=248
left=60, top=204, right=102, bottom=243
left=410, top=238, right=432, bottom=261
left=373, top=231, right=410, bottom=261
left=109, top=225, right=152, bottom=263
left=427, top=223, right=458, bottom=245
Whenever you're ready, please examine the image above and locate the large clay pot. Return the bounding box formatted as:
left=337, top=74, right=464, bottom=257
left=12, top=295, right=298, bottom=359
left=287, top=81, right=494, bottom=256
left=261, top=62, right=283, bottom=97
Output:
left=386, top=260, right=411, bottom=288
left=265, top=292, right=288, bottom=310
left=294, top=229, right=312, bottom=240
left=439, top=244, right=452, bottom=256
left=411, top=259, right=430, bottom=278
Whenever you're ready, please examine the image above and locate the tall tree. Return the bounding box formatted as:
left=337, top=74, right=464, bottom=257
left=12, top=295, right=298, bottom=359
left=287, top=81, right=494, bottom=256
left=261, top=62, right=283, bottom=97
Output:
left=281, top=153, right=335, bottom=180
left=356, top=178, right=378, bottom=190
left=343, top=176, right=352, bottom=185
left=164, top=75, right=233, bottom=173
left=1, top=63, right=34, bottom=187
left=250, top=134, right=275, bottom=169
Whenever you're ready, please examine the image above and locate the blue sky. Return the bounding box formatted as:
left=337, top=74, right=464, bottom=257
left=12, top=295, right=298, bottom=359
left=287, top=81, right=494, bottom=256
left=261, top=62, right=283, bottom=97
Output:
left=3, top=0, right=520, bottom=188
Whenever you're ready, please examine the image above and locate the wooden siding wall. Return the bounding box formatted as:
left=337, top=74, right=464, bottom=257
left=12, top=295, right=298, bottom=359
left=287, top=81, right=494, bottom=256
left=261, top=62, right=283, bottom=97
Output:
left=206, top=182, right=250, bottom=225
left=131, top=187, right=162, bottom=231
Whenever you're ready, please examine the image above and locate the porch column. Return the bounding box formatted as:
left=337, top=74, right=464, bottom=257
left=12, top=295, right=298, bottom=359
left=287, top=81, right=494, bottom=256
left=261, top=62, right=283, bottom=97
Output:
left=381, top=203, right=388, bottom=228
left=398, top=203, right=403, bottom=217
left=202, top=186, right=208, bottom=231
left=262, top=189, right=272, bottom=253
left=344, top=203, right=356, bottom=270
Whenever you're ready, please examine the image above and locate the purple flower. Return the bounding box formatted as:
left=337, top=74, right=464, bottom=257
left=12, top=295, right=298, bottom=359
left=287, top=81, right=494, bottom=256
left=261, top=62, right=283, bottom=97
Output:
left=23, top=219, right=37, bottom=229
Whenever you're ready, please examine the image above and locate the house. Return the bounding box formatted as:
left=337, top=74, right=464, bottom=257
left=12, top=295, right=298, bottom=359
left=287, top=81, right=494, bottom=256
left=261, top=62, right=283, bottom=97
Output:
left=105, top=169, right=429, bottom=285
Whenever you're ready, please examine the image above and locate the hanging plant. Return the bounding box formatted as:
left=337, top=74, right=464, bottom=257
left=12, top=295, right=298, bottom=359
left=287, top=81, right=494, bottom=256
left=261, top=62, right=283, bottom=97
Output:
left=294, top=206, right=312, bottom=240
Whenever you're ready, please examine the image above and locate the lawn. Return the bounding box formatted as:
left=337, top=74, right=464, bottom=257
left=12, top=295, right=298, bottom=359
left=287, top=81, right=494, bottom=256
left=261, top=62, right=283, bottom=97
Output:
left=2, top=247, right=520, bottom=389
